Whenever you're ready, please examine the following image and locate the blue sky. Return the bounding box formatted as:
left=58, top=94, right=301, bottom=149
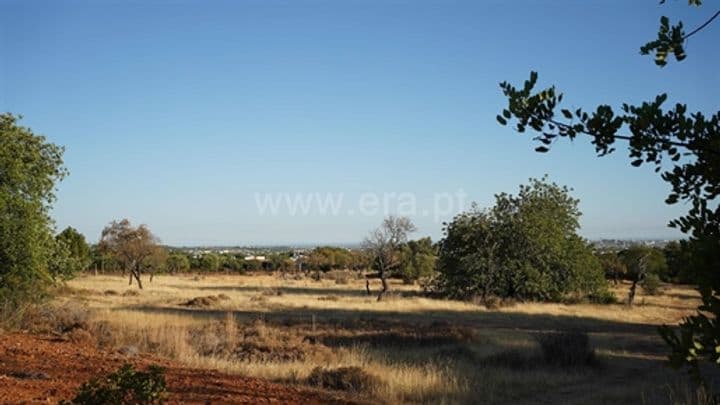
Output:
left=2, top=0, right=717, bottom=245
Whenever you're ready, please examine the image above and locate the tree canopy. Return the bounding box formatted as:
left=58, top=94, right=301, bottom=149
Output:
left=0, top=113, right=67, bottom=306
left=99, top=219, right=165, bottom=289
left=436, top=177, right=608, bottom=302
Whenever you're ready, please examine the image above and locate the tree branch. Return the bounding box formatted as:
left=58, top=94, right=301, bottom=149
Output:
left=541, top=116, right=720, bottom=155
left=684, top=9, right=720, bottom=40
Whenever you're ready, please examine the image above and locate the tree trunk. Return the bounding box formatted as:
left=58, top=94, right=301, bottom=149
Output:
left=377, top=270, right=388, bottom=302
left=366, top=279, right=371, bottom=296
left=134, top=269, right=143, bottom=289
left=128, top=271, right=133, bottom=285
left=628, top=280, right=638, bottom=305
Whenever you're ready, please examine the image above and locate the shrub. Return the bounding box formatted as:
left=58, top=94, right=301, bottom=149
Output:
left=307, top=366, right=377, bottom=392
left=63, top=364, right=166, bottom=405
left=324, top=270, right=353, bottom=284
left=536, top=330, right=595, bottom=367
left=642, top=273, right=662, bottom=296
left=588, top=289, right=618, bottom=304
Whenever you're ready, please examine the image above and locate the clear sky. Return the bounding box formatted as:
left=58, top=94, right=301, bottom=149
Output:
left=2, top=0, right=717, bottom=246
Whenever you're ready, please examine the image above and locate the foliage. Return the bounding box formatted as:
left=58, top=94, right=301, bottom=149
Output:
left=497, top=1, right=719, bottom=380
left=165, top=253, right=190, bottom=274
left=643, top=273, right=663, bottom=296
left=536, top=331, right=596, bottom=368
left=0, top=113, right=67, bottom=307
left=664, top=240, right=697, bottom=283
left=199, top=253, right=220, bottom=272
left=436, top=177, right=608, bottom=302
left=307, top=366, right=377, bottom=392
left=597, top=252, right=628, bottom=284
left=398, top=237, right=437, bottom=283
left=304, top=246, right=354, bottom=272
left=98, top=219, right=164, bottom=289
left=56, top=227, right=91, bottom=270
left=64, top=363, right=166, bottom=405
left=619, top=246, right=669, bottom=282
left=48, top=237, right=85, bottom=282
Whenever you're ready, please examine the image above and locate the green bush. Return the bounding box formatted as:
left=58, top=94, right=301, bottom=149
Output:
left=436, top=178, right=609, bottom=302
left=588, top=289, right=618, bottom=304
left=307, top=366, right=377, bottom=392
left=64, top=364, right=166, bottom=405
left=642, top=273, right=662, bottom=296
left=536, top=331, right=596, bottom=367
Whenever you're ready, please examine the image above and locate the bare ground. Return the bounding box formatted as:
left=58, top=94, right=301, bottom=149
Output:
left=0, top=332, right=357, bottom=404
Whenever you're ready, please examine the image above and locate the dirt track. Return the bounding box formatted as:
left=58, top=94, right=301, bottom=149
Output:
left=0, top=333, right=355, bottom=404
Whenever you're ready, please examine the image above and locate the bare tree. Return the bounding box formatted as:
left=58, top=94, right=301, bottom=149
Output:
left=363, top=215, right=416, bottom=301
left=98, top=219, right=165, bottom=289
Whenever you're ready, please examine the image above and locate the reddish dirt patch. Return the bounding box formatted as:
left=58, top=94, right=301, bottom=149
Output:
left=0, top=332, right=357, bottom=404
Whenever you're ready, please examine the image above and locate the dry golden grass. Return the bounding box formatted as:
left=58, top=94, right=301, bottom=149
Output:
left=58, top=273, right=703, bottom=404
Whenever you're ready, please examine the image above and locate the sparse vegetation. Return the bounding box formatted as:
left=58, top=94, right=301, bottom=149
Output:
left=307, top=366, right=378, bottom=392
left=63, top=363, right=166, bottom=405
left=20, top=273, right=700, bottom=403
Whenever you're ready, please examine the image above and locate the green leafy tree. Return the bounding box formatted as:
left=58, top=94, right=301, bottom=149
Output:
left=55, top=227, right=91, bottom=276
left=199, top=253, right=220, bottom=272
left=0, top=113, right=67, bottom=307
left=597, top=252, right=628, bottom=285
left=166, top=253, right=190, bottom=274
left=48, top=237, right=84, bottom=282
left=496, top=1, right=719, bottom=381
left=664, top=240, right=696, bottom=283
left=437, top=177, right=607, bottom=302
left=398, top=237, right=437, bottom=284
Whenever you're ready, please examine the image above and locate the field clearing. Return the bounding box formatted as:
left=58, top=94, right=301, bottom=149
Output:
left=58, top=273, right=705, bottom=404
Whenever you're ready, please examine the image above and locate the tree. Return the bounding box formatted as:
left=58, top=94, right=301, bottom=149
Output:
left=49, top=236, right=84, bottom=282
left=166, top=253, right=190, bottom=274
left=398, top=237, right=437, bottom=284
left=363, top=215, right=416, bottom=301
left=56, top=227, right=91, bottom=272
left=597, top=252, right=628, bottom=285
left=664, top=240, right=696, bottom=283
left=436, top=178, right=608, bottom=302
left=619, top=246, right=668, bottom=304
left=199, top=253, right=220, bottom=272
left=0, top=113, right=67, bottom=308
left=98, top=219, right=164, bottom=289
left=496, top=2, right=719, bottom=380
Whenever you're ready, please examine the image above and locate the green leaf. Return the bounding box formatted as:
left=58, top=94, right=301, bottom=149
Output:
left=496, top=115, right=508, bottom=126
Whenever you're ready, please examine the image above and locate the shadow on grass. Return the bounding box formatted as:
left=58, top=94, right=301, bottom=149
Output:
left=117, top=304, right=668, bottom=350
left=163, top=283, right=425, bottom=299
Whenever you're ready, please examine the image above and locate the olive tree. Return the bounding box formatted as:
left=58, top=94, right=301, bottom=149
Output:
left=98, top=219, right=165, bottom=289
left=363, top=215, right=416, bottom=301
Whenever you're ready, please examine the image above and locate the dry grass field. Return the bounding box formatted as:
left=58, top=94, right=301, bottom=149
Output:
left=50, top=272, right=706, bottom=404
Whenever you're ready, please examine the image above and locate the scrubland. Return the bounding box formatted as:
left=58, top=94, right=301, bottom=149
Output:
left=40, top=272, right=708, bottom=404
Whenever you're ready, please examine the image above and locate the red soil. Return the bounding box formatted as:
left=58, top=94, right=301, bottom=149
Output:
left=0, top=333, right=356, bottom=404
